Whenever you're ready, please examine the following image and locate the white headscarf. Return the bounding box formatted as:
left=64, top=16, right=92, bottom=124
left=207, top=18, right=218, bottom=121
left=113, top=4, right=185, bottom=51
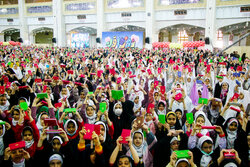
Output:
left=197, top=136, right=214, bottom=167
left=49, top=154, right=63, bottom=165
left=64, top=119, right=78, bottom=136
left=36, top=112, right=49, bottom=135
left=0, top=99, right=10, bottom=111
left=85, top=106, right=97, bottom=124
left=0, top=122, right=5, bottom=156
left=131, top=130, right=145, bottom=158
left=113, top=102, right=123, bottom=117
left=226, top=118, right=238, bottom=149
left=194, top=110, right=212, bottom=136
left=175, top=159, right=190, bottom=167
left=130, top=93, right=142, bottom=116
left=95, top=121, right=107, bottom=142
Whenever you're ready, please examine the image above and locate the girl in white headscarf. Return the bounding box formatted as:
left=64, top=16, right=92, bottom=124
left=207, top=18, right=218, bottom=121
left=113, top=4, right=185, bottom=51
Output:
left=126, top=128, right=157, bottom=167
left=189, top=135, right=226, bottom=167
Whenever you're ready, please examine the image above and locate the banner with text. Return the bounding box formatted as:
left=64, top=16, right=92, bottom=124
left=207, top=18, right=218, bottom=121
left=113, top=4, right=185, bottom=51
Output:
left=102, top=31, right=143, bottom=49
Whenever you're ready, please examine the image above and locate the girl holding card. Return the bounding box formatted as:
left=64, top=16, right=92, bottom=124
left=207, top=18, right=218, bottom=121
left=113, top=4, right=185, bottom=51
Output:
left=222, top=117, right=248, bottom=164
left=109, top=135, right=139, bottom=167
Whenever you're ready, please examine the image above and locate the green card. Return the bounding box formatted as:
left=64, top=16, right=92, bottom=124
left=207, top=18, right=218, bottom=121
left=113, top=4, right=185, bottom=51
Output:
left=7, top=62, right=11, bottom=66
left=111, top=90, right=124, bottom=100
left=64, top=108, right=76, bottom=113
left=174, top=150, right=191, bottom=159
left=37, top=93, right=48, bottom=99
left=216, top=76, right=223, bottom=79
left=0, top=120, right=5, bottom=125
left=70, top=59, right=73, bottom=63
left=210, top=59, right=213, bottom=63
left=20, top=102, right=28, bottom=111
left=158, top=114, right=166, bottom=124
left=221, top=56, right=224, bottom=60
left=25, top=58, right=29, bottom=62
left=88, top=92, right=93, bottom=95
left=99, top=102, right=106, bottom=113
left=198, top=98, right=208, bottom=104
left=239, top=58, right=241, bottom=62
left=186, top=113, right=194, bottom=124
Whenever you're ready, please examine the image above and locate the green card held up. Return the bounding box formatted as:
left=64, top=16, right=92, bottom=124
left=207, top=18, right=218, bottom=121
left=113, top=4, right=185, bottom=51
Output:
left=111, top=90, right=124, bottom=100
left=158, top=114, right=166, bottom=124
left=186, top=113, right=194, bottom=124
left=0, top=120, right=6, bottom=125
left=64, top=108, right=76, bottom=113
left=174, top=150, right=191, bottom=159
left=37, top=93, right=48, bottom=99
left=198, top=98, right=208, bottom=104
left=99, top=102, right=106, bottom=113
left=88, top=92, right=93, bottom=95
left=20, top=102, right=28, bottom=111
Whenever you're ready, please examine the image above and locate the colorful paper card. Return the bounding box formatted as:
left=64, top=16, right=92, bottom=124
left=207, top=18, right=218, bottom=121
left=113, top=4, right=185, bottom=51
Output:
left=120, top=129, right=131, bottom=144
left=84, top=124, right=95, bottom=140
left=158, top=114, right=166, bottom=124
left=20, top=102, right=28, bottom=111
left=99, top=102, right=106, bottom=113
left=198, top=98, right=208, bottom=104
left=64, top=108, right=76, bottom=113
left=111, top=90, right=124, bottom=100
left=37, top=93, right=48, bottom=99
left=186, top=113, right=194, bottom=124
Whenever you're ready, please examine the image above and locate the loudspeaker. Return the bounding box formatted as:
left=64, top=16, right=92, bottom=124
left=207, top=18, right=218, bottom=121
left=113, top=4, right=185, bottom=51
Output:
left=18, top=38, right=23, bottom=43
left=96, top=37, right=101, bottom=43
left=205, top=37, right=210, bottom=44
left=145, top=37, right=150, bottom=44
left=52, top=38, right=56, bottom=43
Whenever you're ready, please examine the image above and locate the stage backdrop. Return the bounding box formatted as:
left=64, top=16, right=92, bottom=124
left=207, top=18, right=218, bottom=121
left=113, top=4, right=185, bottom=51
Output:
left=71, top=33, right=90, bottom=48
left=102, top=31, right=143, bottom=49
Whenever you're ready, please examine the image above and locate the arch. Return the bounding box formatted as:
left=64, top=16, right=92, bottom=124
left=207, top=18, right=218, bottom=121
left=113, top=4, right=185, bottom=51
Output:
left=69, top=26, right=97, bottom=35
left=111, top=25, right=145, bottom=32
left=216, top=19, right=249, bottom=30
left=29, top=25, right=54, bottom=34
left=1, top=27, right=20, bottom=33
left=32, top=27, right=53, bottom=34
left=66, top=24, right=97, bottom=33
left=107, top=23, right=146, bottom=31
left=155, top=20, right=206, bottom=32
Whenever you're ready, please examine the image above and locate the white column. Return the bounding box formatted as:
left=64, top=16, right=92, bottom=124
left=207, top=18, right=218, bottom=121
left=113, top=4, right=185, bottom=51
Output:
left=96, top=0, right=105, bottom=48
left=18, top=0, right=29, bottom=45
left=205, top=0, right=216, bottom=51
left=53, top=0, right=66, bottom=47
left=145, top=0, right=156, bottom=49
left=0, top=33, right=4, bottom=41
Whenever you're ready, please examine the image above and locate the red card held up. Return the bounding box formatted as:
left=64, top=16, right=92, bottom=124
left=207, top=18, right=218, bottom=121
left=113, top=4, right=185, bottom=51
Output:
left=44, top=118, right=58, bottom=127
left=53, top=76, right=59, bottom=80
left=84, top=124, right=95, bottom=140
left=0, top=86, right=5, bottom=94
left=230, top=106, right=241, bottom=112
left=35, top=78, right=42, bottom=83
left=54, top=102, right=62, bottom=108
left=160, top=86, right=165, bottom=94
left=120, top=129, right=131, bottom=144
left=154, top=81, right=158, bottom=88
left=117, top=77, right=122, bottom=84
left=158, top=68, right=162, bottom=74
left=67, top=70, right=74, bottom=74
left=175, top=93, right=183, bottom=101
left=94, top=125, right=101, bottom=136
left=9, top=141, right=25, bottom=151
left=201, top=126, right=216, bottom=129
left=147, top=69, right=152, bottom=75
left=42, top=85, right=47, bottom=93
